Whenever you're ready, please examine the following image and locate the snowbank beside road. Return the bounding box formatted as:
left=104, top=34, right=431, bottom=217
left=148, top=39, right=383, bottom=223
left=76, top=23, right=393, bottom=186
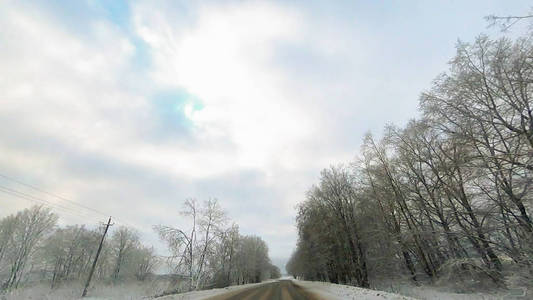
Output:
left=159, top=281, right=272, bottom=300
left=158, top=279, right=419, bottom=300
left=292, top=279, right=418, bottom=300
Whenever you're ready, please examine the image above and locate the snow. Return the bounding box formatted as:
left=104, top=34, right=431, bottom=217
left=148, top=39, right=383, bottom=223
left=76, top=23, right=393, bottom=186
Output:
left=5, top=279, right=522, bottom=299
left=157, top=279, right=421, bottom=300
left=376, top=283, right=530, bottom=300
left=291, top=279, right=418, bottom=300
left=294, top=279, right=530, bottom=300
left=158, top=281, right=272, bottom=300
left=1, top=281, right=271, bottom=300
left=152, top=279, right=421, bottom=300
left=2, top=280, right=168, bottom=300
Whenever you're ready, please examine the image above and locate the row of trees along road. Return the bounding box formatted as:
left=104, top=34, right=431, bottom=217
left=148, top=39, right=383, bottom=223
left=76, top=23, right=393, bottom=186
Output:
left=0, top=205, right=158, bottom=291
left=154, top=198, right=280, bottom=295
left=287, top=34, right=533, bottom=291
left=0, top=200, right=281, bottom=295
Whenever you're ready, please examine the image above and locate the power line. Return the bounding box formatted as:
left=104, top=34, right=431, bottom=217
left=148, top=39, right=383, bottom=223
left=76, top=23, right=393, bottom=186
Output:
left=0, top=188, right=102, bottom=225
left=0, top=173, right=110, bottom=218
left=0, top=185, right=96, bottom=215
left=0, top=187, right=144, bottom=240
left=0, top=173, right=145, bottom=232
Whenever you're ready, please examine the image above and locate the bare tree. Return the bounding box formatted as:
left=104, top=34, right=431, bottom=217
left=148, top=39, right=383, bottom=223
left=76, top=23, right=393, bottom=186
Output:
left=132, top=246, right=158, bottom=281
left=154, top=199, right=277, bottom=294
left=1, top=206, right=57, bottom=290
left=111, top=226, right=140, bottom=281
left=41, top=225, right=97, bottom=288
left=485, top=11, right=533, bottom=31
left=154, top=198, right=227, bottom=292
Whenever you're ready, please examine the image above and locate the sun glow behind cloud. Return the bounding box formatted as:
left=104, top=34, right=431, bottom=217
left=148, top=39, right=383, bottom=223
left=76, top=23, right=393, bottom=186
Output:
left=134, top=1, right=314, bottom=173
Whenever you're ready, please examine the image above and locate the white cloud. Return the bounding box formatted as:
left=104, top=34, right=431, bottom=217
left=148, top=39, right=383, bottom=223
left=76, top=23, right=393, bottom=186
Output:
left=0, top=4, right=143, bottom=151
left=133, top=1, right=315, bottom=172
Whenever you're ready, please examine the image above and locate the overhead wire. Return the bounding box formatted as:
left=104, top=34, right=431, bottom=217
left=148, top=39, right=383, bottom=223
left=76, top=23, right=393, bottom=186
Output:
left=0, top=173, right=145, bottom=232
left=0, top=186, right=102, bottom=225
left=0, top=173, right=110, bottom=217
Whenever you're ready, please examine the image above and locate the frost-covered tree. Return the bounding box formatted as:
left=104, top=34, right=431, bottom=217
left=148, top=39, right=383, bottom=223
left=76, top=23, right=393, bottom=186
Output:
left=155, top=199, right=278, bottom=293
left=0, top=205, right=57, bottom=290
left=154, top=198, right=227, bottom=291
left=289, top=33, right=533, bottom=291
left=111, top=226, right=140, bottom=281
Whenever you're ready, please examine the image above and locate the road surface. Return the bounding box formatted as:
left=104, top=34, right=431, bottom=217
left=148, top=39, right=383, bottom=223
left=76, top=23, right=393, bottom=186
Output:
left=204, top=280, right=319, bottom=300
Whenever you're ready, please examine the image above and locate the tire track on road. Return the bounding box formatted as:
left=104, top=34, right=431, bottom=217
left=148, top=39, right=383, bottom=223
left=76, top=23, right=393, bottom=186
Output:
left=204, top=280, right=318, bottom=300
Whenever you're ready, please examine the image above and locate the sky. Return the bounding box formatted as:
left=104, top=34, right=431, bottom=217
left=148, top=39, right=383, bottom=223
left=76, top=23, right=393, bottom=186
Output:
left=0, top=0, right=531, bottom=272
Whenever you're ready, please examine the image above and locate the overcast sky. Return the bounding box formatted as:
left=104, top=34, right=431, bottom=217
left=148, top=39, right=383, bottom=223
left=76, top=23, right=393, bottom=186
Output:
left=1, top=0, right=531, bottom=271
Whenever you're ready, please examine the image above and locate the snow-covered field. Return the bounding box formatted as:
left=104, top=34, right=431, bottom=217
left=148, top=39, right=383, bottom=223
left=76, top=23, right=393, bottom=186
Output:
left=1, top=281, right=167, bottom=300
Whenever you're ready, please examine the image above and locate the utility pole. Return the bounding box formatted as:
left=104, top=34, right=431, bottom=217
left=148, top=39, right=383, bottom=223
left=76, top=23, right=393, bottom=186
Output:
left=82, top=217, right=113, bottom=297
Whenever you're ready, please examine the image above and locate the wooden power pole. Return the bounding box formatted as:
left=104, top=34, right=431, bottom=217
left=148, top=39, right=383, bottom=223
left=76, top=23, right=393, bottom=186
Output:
left=82, top=216, right=113, bottom=297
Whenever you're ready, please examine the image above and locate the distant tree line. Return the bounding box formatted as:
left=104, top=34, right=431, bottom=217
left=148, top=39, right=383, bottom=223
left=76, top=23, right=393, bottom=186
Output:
left=287, top=34, right=533, bottom=290
left=0, top=206, right=158, bottom=292
left=0, top=200, right=281, bottom=295
left=154, top=198, right=280, bottom=295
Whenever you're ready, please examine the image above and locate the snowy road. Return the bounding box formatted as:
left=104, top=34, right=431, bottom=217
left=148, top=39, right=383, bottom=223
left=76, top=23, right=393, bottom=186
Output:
left=203, top=280, right=317, bottom=300
left=159, top=279, right=417, bottom=300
